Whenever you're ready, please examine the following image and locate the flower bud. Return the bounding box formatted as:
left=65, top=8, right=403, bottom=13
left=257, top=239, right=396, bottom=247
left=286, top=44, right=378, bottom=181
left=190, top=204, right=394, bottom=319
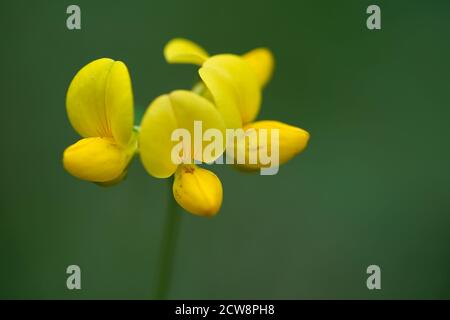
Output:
left=172, top=165, right=223, bottom=217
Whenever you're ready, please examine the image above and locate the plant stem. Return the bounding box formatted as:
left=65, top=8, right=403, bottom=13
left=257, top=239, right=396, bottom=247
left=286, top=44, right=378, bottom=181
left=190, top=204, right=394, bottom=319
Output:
left=154, top=178, right=181, bottom=299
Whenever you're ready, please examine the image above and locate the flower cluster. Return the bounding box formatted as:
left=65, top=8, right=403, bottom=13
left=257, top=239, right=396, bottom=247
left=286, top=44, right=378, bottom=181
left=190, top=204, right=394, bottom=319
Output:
left=63, top=38, right=310, bottom=217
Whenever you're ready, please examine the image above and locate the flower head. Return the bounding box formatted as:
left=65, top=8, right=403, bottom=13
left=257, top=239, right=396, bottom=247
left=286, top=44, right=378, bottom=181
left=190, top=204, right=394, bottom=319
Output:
left=63, top=40, right=310, bottom=217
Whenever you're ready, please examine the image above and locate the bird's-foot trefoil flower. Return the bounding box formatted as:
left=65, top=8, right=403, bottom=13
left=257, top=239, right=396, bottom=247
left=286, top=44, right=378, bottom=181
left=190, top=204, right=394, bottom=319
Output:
left=139, top=90, right=224, bottom=216
left=63, top=58, right=137, bottom=185
left=163, top=38, right=310, bottom=171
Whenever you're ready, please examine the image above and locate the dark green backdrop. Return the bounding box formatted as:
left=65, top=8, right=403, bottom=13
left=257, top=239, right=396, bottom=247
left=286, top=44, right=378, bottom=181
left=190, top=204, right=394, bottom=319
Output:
left=1, top=0, right=450, bottom=299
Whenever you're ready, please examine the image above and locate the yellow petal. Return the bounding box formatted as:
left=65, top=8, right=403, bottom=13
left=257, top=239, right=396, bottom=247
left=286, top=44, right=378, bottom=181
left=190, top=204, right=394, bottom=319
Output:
left=105, top=61, right=134, bottom=147
left=66, top=58, right=134, bottom=146
left=164, top=38, right=209, bottom=66
left=198, top=67, right=242, bottom=129
left=242, top=48, right=274, bottom=87
left=139, top=90, right=226, bottom=178
left=173, top=164, right=223, bottom=217
left=170, top=90, right=227, bottom=163
left=233, top=120, right=310, bottom=171
left=202, top=54, right=261, bottom=124
left=139, top=95, right=178, bottom=179
left=63, top=137, right=134, bottom=182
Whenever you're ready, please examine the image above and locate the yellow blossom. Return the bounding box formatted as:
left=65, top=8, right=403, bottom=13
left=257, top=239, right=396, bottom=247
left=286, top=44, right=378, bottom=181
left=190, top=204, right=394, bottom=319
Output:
left=63, top=58, right=137, bottom=184
left=139, top=90, right=224, bottom=216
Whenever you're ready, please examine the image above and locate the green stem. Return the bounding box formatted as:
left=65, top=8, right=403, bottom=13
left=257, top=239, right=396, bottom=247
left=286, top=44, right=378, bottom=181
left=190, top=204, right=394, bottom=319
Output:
left=154, top=178, right=181, bottom=299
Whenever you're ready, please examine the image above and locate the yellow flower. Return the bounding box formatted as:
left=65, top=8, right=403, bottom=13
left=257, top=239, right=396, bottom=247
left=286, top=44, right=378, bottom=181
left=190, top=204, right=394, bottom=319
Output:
left=63, top=58, right=137, bottom=184
left=139, top=90, right=224, bottom=216
left=164, top=38, right=310, bottom=170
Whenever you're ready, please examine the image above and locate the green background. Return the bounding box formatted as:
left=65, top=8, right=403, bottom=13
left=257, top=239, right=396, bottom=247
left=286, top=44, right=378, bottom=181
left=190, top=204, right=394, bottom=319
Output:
left=1, top=0, right=450, bottom=299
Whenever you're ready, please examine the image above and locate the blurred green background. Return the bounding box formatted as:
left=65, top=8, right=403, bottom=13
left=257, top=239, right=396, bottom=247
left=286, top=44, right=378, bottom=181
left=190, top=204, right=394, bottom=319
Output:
left=1, top=0, right=450, bottom=299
